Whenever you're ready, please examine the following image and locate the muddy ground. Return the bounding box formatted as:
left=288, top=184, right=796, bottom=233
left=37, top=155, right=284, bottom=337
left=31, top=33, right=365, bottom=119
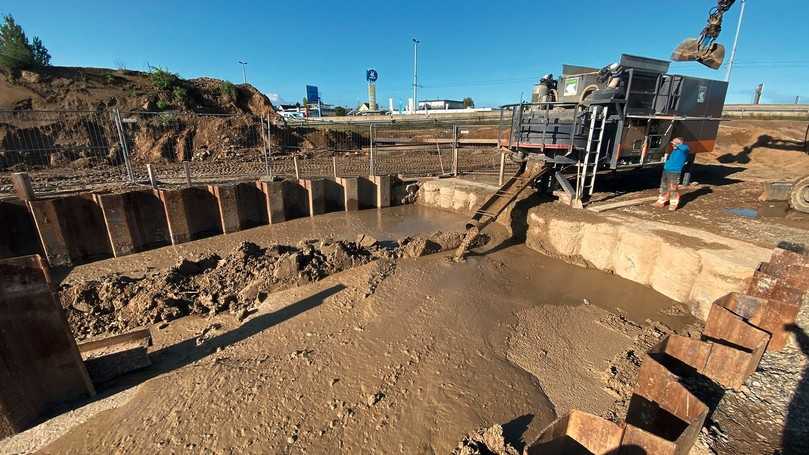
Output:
left=1, top=205, right=696, bottom=454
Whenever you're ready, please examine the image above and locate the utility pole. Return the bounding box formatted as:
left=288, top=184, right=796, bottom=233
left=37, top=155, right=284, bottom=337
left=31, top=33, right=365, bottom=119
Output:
left=238, top=61, right=248, bottom=84
left=725, top=0, right=746, bottom=82
left=412, top=38, right=420, bottom=114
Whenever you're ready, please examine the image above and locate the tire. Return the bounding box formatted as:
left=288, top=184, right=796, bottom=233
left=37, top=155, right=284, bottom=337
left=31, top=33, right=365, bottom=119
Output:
left=791, top=175, right=809, bottom=214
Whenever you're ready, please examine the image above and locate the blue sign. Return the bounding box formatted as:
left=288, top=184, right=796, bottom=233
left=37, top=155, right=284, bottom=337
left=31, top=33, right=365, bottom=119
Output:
left=305, top=85, right=319, bottom=103
left=366, top=69, right=378, bottom=82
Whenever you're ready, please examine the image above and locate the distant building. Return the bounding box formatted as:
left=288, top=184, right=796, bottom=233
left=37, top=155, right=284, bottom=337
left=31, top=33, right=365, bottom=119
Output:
left=418, top=99, right=466, bottom=110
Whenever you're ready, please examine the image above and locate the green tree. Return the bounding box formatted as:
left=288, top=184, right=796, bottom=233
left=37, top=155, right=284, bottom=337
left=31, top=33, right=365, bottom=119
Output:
left=0, top=15, right=35, bottom=72
left=334, top=106, right=347, bottom=116
left=463, top=97, right=475, bottom=108
left=30, top=36, right=50, bottom=66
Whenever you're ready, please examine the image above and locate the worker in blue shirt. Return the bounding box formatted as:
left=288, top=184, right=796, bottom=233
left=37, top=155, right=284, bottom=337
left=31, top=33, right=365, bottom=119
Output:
left=654, top=137, right=691, bottom=211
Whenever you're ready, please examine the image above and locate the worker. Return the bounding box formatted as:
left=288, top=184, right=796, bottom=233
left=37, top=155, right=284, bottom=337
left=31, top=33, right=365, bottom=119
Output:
left=533, top=74, right=557, bottom=103
left=598, top=63, right=625, bottom=89
left=654, top=137, right=691, bottom=211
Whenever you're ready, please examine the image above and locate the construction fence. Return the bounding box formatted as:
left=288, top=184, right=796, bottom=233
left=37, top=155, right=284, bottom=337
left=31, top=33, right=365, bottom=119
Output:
left=0, top=109, right=517, bottom=196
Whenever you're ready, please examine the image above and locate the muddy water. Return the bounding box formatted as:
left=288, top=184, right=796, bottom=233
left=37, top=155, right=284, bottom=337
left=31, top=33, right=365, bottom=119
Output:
left=13, top=206, right=695, bottom=454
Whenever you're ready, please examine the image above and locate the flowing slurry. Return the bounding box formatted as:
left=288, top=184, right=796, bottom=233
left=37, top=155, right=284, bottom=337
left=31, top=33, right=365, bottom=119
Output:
left=2, top=205, right=696, bottom=454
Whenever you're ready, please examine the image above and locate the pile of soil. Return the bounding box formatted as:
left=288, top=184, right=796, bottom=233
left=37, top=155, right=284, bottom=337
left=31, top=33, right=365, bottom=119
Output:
left=60, top=231, right=477, bottom=341
left=452, top=425, right=520, bottom=455
left=703, top=120, right=809, bottom=181
left=0, top=66, right=287, bottom=167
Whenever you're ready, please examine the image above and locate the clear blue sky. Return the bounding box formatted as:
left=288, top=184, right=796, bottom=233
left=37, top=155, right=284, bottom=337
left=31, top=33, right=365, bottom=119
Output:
left=4, top=0, right=808, bottom=107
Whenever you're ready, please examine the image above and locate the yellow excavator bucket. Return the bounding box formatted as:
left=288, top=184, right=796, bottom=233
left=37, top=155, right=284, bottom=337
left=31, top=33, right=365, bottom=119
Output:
left=671, top=38, right=726, bottom=70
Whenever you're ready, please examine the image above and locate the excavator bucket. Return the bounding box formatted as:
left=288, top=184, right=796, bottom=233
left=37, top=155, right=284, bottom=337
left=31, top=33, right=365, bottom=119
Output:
left=671, top=38, right=726, bottom=70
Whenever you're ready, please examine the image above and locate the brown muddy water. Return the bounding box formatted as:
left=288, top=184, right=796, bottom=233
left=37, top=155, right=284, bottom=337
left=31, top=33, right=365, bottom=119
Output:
left=4, top=205, right=696, bottom=454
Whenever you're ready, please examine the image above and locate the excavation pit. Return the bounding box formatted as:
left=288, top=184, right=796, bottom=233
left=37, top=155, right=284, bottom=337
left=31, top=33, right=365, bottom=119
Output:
left=0, top=204, right=698, bottom=454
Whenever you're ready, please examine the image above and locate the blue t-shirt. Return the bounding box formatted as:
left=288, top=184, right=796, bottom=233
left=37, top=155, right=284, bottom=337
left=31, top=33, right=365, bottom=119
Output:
left=664, top=143, right=690, bottom=173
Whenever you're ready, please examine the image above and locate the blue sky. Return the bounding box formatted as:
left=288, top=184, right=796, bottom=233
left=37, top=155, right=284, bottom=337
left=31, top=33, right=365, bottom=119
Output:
left=4, top=0, right=808, bottom=107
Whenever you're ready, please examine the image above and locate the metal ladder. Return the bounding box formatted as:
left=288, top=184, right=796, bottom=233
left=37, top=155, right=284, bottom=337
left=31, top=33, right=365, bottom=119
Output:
left=575, top=105, right=608, bottom=202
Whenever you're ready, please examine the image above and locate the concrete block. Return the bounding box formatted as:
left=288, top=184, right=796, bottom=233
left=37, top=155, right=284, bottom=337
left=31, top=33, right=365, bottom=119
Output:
left=689, top=248, right=763, bottom=320
left=544, top=218, right=583, bottom=257
left=649, top=241, right=702, bottom=303
left=0, top=255, right=95, bottom=439
left=0, top=199, right=41, bottom=259
left=579, top=222, right=619, bottom=271
left=256, top=180, right=286, bottom=224
left=613, top=228, right=661, bottom=285
left=438, top=184, right=455, bottom=210
left=418, top=181, right=440, bottom=206
left=302, top=179, right=326, bottom=216
left=715, top=292, right=800, bottom=352
left=451, top=189, right=469, bottom=212
left=339, top=177, right=359, bottom=211
left=528, top=410, right=623, bottom=454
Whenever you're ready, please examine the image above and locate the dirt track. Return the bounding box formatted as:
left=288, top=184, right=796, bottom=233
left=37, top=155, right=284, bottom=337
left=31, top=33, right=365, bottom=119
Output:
left=1, top=206, right=695, bottom=454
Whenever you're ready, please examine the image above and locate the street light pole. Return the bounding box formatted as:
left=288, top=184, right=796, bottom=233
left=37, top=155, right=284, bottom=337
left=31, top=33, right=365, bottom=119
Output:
left=238, top=61, right=248, bottom=84
left=725, top=0, right=746, bottom=82
left=412, top=38, right=420, bottom=113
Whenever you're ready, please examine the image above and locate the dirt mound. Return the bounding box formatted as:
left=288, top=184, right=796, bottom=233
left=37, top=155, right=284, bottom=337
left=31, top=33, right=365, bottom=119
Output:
left=0, top=66, right=277, bottom=117
left=452, top=425, right=520, bottom=455
left=706, top=120, right=809, bottom=181
left=61, top=231, right=480, bottom=341
left=0, top=66, right=286, bottom=165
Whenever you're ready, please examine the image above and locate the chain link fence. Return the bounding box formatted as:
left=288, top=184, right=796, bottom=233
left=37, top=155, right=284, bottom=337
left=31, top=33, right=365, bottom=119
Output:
left=1, top=110, right=516, bottom=196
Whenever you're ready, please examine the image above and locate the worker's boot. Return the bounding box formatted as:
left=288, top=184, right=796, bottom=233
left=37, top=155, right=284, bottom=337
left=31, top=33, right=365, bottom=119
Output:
left=669, top=194, right=680, bottom=211
left=653, top=193, right=668, bottom=209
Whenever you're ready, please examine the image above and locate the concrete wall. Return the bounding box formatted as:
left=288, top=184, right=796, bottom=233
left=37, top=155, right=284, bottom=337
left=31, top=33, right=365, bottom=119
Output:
left=417, top=178, right=769, bottom=320
left=0, top=255, right=94, bottom=438
left=0, top=176, right=399, bottom=268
